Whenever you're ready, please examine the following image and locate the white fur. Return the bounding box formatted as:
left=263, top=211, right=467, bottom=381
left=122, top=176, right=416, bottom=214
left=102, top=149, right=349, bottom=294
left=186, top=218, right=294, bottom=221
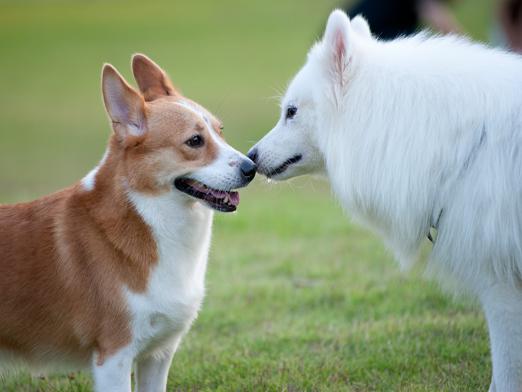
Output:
left=251, top=10, right=522, bottom=390
left=126, top=191, right=211, bottom=355
left=81, top=149, right=109, bottom=191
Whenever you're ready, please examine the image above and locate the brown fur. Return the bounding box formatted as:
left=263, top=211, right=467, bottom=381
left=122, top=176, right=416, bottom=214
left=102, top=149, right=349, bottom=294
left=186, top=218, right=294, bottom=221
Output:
left=0, top=54, right=224, bottom=366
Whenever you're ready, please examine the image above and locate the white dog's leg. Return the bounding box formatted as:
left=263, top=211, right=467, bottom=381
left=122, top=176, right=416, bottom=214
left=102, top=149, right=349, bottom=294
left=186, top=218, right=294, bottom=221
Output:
left=134, top=339, right=180, bottom=392
left=481, top=283, right=522, bottom=392
left=91, top=348, right=134, bottom=392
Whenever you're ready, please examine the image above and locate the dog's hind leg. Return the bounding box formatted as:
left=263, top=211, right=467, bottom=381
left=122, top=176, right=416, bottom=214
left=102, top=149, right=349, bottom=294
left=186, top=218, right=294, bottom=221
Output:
left=481, top=283, right=522, bottom=392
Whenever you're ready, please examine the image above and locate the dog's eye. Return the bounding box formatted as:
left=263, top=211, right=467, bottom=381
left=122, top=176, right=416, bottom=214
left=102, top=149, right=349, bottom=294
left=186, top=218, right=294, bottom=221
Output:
left=286, top=105, right=298, bottom=120
left=185, top=135, right=204, bottom=148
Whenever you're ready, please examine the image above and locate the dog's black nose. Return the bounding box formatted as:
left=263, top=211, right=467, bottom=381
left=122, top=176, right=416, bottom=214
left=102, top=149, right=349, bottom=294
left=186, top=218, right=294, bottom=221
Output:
left=240, top=159, right=257, bottom=181
left=247, top=147, right=258, bottom=164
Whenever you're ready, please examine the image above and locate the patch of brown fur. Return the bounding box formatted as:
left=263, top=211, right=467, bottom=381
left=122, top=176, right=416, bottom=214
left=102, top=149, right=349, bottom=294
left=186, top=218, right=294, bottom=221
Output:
left=0, top=181, right=142, bottom=365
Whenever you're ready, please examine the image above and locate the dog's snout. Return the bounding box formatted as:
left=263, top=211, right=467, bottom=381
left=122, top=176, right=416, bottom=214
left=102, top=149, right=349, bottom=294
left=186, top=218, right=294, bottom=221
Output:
left=240, top=159, right=257, bottom=181
left=247, top=147, right=258, bottom=164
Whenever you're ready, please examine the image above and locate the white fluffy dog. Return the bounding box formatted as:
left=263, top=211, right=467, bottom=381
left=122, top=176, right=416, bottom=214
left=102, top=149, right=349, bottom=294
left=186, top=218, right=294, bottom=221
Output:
left=248, top=10, right=522, bottom=391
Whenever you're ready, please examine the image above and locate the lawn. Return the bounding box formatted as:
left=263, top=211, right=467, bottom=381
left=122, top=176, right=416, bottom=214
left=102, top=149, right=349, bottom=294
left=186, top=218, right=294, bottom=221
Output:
left=0, top=0, right=494, bottom=390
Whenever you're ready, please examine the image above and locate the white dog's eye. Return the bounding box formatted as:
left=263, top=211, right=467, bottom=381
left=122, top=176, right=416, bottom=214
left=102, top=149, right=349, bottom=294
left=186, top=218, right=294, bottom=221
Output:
left=286, top=105, right=297, bottom=120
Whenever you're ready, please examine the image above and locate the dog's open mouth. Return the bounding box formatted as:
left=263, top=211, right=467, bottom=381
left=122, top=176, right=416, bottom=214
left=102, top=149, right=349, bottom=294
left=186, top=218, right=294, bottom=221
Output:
left=174, top=178, right=239, bottom=212
left=266, top=154, right=302, bottom=178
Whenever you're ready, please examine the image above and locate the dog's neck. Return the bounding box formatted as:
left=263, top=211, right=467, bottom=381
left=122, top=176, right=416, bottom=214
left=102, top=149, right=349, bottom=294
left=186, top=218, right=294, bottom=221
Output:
left=75, top=143, right=212, bottom=292
left=128, top=189, right=213, bottom=289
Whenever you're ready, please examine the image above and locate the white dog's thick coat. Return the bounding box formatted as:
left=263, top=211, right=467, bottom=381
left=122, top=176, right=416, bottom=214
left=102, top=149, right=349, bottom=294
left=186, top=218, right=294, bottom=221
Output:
left=251, top=10, right=522, bottom=391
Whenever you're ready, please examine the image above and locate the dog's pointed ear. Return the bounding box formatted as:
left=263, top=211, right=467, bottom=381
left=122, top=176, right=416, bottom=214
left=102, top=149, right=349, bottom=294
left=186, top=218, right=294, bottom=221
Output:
left=132, top=54, right=178, bottom=101
left=323, top=10, right=352, bottom=86
left=351, top=15, right=371, bottom=39
left=102, top=63, right=147, bottom=142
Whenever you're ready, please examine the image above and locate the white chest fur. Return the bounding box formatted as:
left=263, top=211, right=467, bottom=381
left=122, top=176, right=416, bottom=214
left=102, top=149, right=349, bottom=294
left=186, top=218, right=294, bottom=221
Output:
left=126, top=191, right=213, bottom=356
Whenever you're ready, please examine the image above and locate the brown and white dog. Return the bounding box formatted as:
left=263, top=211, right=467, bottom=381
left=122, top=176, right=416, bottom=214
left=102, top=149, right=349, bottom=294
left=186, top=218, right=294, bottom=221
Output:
left=0, top=54, right=256, bottom=391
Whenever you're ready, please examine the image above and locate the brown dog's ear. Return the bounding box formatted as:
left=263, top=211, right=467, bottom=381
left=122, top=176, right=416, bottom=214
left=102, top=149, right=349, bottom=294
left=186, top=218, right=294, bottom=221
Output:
left=102, top=64, right=146, bottom=142
left=131, top=54, right=178, bottom=101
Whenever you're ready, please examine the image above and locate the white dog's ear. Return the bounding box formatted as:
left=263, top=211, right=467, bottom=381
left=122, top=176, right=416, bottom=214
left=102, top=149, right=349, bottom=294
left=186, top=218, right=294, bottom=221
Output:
left=351, top=15, right=372, bottom=39
left=323, top=10, right=352, bottom=86
left=102, top=64, right=146, bottom=142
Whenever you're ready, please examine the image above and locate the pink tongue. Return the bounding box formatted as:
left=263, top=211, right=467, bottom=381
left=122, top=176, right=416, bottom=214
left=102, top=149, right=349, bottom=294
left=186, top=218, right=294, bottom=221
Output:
left=229, top=192, right=240, bottom=206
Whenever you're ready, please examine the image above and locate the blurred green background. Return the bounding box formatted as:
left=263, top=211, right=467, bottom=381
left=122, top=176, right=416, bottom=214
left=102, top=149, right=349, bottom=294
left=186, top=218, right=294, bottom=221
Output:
left=0, top=0, right=494, bottom=390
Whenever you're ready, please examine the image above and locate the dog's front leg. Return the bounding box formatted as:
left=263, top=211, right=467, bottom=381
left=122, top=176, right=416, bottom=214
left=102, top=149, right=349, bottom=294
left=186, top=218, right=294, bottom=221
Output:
left=134, top=338, right=180, bottom=392
left=481, top=283, right=522, bottom=392
left=91, top=348, right=134, bottom=392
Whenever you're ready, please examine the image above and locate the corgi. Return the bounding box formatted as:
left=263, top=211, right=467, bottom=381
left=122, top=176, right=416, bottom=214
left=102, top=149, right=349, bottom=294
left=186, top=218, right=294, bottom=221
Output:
left=249, top=10, right=522, bottom=391
left=0, top=54, right=256, bottom=391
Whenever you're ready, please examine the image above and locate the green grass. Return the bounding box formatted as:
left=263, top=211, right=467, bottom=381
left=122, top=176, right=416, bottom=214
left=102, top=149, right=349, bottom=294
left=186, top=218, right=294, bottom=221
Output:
left=0, top=0, right=494, bottom=390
